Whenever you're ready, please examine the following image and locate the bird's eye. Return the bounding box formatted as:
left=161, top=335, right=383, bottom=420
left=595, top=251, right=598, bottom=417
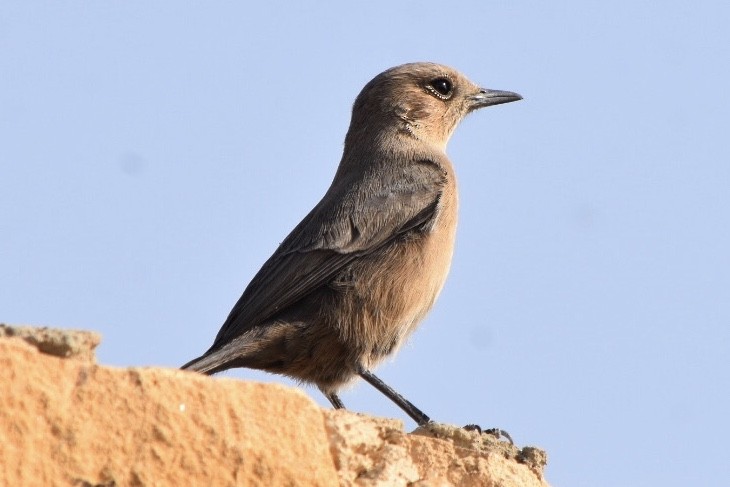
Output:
left=428, top=77, right=453, bottom=99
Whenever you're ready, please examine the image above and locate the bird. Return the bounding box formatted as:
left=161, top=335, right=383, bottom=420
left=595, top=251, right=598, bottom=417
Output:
left=182, top=62, right=522, bottom=427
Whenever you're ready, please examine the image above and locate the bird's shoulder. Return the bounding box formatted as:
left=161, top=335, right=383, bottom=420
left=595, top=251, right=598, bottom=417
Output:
left=284, top=151, right=451, bottom=254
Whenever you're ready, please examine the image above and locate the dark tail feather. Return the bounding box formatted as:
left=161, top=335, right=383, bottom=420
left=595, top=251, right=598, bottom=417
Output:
left=181, top=350, right=227, bottom=375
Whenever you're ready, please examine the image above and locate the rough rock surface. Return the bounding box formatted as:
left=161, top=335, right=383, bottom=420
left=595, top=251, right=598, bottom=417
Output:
left=0, top=323, right=100, bottom=361
left=0, top=326, right=550, bottom=487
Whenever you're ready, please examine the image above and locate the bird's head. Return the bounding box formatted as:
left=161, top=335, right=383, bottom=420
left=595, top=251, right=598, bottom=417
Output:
left=346, top=62, right=522, bottom=152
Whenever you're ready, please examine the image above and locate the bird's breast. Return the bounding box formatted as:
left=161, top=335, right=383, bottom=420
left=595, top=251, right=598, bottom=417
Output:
left=413, top=172, right=458, bottom=320
left=341, top=175, right=459, bottom=367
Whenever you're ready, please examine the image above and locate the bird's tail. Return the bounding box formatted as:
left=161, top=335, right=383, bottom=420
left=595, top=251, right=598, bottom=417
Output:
left=181, top=329, right=271, bottom=375
left=180, top=350, right=225, bottom=375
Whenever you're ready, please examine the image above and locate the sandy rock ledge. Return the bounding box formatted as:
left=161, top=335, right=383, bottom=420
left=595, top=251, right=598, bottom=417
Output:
left=0, top=325, right=550, bottom=487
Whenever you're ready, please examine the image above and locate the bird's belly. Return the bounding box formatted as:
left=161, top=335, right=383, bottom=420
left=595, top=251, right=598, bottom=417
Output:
left=340, top=210, right=457, bottom=368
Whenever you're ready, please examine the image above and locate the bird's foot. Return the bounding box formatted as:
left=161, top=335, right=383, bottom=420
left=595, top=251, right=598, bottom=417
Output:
left=463, top=424, right=514, bottom=444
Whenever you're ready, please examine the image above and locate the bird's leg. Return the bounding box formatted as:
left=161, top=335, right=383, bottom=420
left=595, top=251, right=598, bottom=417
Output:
left=357, top=369, right=512, bottom=442
left=357, top=367, right=431, bottom=426
left=320, top=388, right=346, bottom=409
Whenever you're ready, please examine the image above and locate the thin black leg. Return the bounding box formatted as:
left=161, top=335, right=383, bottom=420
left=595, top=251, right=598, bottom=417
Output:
left=358, top=367, right=431, bottom=426
left=321, top=388, right=346, bottom=409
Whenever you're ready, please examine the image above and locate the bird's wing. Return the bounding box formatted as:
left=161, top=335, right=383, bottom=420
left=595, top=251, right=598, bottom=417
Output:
left=211, top=158, right=447, bottom=348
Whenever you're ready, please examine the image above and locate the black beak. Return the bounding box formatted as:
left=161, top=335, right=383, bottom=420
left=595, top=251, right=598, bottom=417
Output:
left=469, top=89, right=522, bottom=110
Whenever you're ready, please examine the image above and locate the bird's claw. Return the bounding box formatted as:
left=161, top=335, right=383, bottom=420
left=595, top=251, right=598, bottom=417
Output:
left=463, top=424, right=514, bottom=444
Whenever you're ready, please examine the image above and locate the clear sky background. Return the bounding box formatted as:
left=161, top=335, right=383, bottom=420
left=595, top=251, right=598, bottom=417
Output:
left=2, top=2, right=729, bottom=486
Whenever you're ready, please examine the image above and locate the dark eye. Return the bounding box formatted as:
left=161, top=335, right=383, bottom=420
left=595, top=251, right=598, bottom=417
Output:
left=428, top=77, right=453, bottom=98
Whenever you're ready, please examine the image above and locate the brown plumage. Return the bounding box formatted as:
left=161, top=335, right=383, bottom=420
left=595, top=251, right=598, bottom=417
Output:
left=182, top=62, right=521, bottom=425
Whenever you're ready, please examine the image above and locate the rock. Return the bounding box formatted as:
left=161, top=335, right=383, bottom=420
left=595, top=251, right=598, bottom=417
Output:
left=326, top=413, right=548, bottom=486
left=0, top=327, right=550, bottom=487
left=0, top=323, right=100, bottom=362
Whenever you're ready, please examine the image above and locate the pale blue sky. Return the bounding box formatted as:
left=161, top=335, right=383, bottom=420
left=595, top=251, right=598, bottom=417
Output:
left=2, top=2, right=729, bottom=486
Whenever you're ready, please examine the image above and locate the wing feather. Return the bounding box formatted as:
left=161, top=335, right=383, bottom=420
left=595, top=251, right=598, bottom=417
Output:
left=211, top=158, right=446, bottom=347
